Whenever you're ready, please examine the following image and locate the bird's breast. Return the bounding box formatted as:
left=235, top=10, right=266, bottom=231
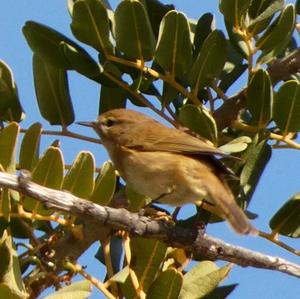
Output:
left=113, top=148, right=209, bottom=206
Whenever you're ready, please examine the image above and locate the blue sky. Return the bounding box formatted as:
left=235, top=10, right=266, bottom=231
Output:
left=1, top=1, right=300, bottom=298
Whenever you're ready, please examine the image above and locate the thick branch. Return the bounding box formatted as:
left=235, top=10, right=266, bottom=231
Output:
left=1, top=171, right=300, bottom=279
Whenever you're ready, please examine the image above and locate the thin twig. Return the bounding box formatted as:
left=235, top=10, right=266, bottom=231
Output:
left=75, top=263, right=116, bottom=299
left=231, top=121, right=300, bottom=150
left=20, top=128, right=102, bottom=144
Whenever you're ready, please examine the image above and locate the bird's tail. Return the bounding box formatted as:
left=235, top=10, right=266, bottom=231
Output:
left=207, top=175, right=257, bottom=235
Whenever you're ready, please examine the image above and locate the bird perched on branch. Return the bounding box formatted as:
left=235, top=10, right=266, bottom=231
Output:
left=78, top=108, right=256, bottom=235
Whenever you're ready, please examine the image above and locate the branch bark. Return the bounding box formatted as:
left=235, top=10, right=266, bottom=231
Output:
left=1, top=170, right=300, bottom=279
left=214, top=48, right=300, bottom=129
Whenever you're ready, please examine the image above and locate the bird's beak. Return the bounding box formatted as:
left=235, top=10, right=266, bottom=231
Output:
left=76, top=121, right=97, bottom=128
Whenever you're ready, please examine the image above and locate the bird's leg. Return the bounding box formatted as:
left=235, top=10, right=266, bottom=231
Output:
left=151, top=185, right=177, bottom=204
left=197, top=200, right=225, bottom=219
left=140, top=186, right=177, bottom=220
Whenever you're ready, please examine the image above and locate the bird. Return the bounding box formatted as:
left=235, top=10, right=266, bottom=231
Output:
left=77, top=108, right=256, bottom=235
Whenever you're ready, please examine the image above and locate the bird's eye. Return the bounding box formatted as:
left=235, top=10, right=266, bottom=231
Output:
left=105, top=118, right=116, bottom=127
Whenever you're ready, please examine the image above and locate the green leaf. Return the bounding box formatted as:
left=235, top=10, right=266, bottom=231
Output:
left=225, top=21, right=249, bottom=58
left=179, top=261, right=231, bottom=299
left=43, top=280, right=92, bottom=299
left=89, top=160, right=116, bottom=205
left=23, top=21, right=91, bottom=69
left=23, top=147, right=64, bottom=215
left=179, top=104, right=218, bottom=145
left=125, top=185, right=151, bottom=212
left=188, top=30, right=227, bottom=91
left=114, top=0, right=156, bottom=61
left=219, top=0, right=252, bottom=26
left=218, top=136, right=252, bottom=153
left=33, top=54, right=74, bottom=127
left=122, top=237, right=167, bottom=298
left=19, top=122, right=41, bottom=171
left=109, top=265, right=130, bottom=283
left=162, top=82, right=179, bottom=106
left=193, top=13, right=215, bottom=57
left=1, top=190, right=10, bottom=222
left=219, top=63, right=247, bottom=93
left=59, top=42, right=101, bottom=79
left=248, top=0, right=283, bottom=19
left=99, top=85, right=126, bottom=114
left=9, top=218, right=32, bottom=239
left=256, top=5, right=295, bottom=55
left=0, top=60, right=24, bottom=122
left=203, top=284, right=238, bottom=299
left=248, top=0, right=284, bottom=34
left=148, top=269, right=183, bottom=299
left=273, top=80, right=300, bottom=133
left=71, top=0, right=114, bottom=56
left=63, top=151, right=95, bottom=198
left=0, top=122, right=19, bottom=173
left=247, top=69, right=272, bottom=127
left=270, top=192, right=300, bottom=237
left=240, top=137, right=271, bottom=205
left=0, top=231, right=28, bottom=299
left=0, top=231, right=11, bottom=280
left=154, top=10, right=192, bottom=78
left=0, top=61, right=14, bottom=113
left=142, top=0, right=174, bottom=37
left=0, top=122, right=19, bottom=206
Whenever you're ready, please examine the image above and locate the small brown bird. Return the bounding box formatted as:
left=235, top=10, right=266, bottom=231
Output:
left=78, top=109, right=256, bottom=235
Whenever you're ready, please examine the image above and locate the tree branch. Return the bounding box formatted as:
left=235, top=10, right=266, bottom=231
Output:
left=1, top=171, right=300, bottom=279
left=214, top=48, right=300, bottom=130
left=268, top=49, right=300, bottom=84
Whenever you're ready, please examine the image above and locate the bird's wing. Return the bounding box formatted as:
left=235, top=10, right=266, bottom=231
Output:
left=124, top=122, right=230, bottom=157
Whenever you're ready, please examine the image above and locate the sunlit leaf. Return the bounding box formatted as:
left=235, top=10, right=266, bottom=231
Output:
left=148, top=269, right=182, bottom=299
left=218, top=136, right=252, bottom=153
left=125, top=185, right=150, bottom=212
left=122, top=237, right=167, bottom=298
left=89, top=161, right=116, bottom=205
left=63, top=151, right=95, bottom=198
left=23, top=147, right=64, bottom=215
left=179, top=261, right=231, bottom=299
left=0, top=231, right=28, bottom=299
left=19, top=123, right=41, bottom=171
